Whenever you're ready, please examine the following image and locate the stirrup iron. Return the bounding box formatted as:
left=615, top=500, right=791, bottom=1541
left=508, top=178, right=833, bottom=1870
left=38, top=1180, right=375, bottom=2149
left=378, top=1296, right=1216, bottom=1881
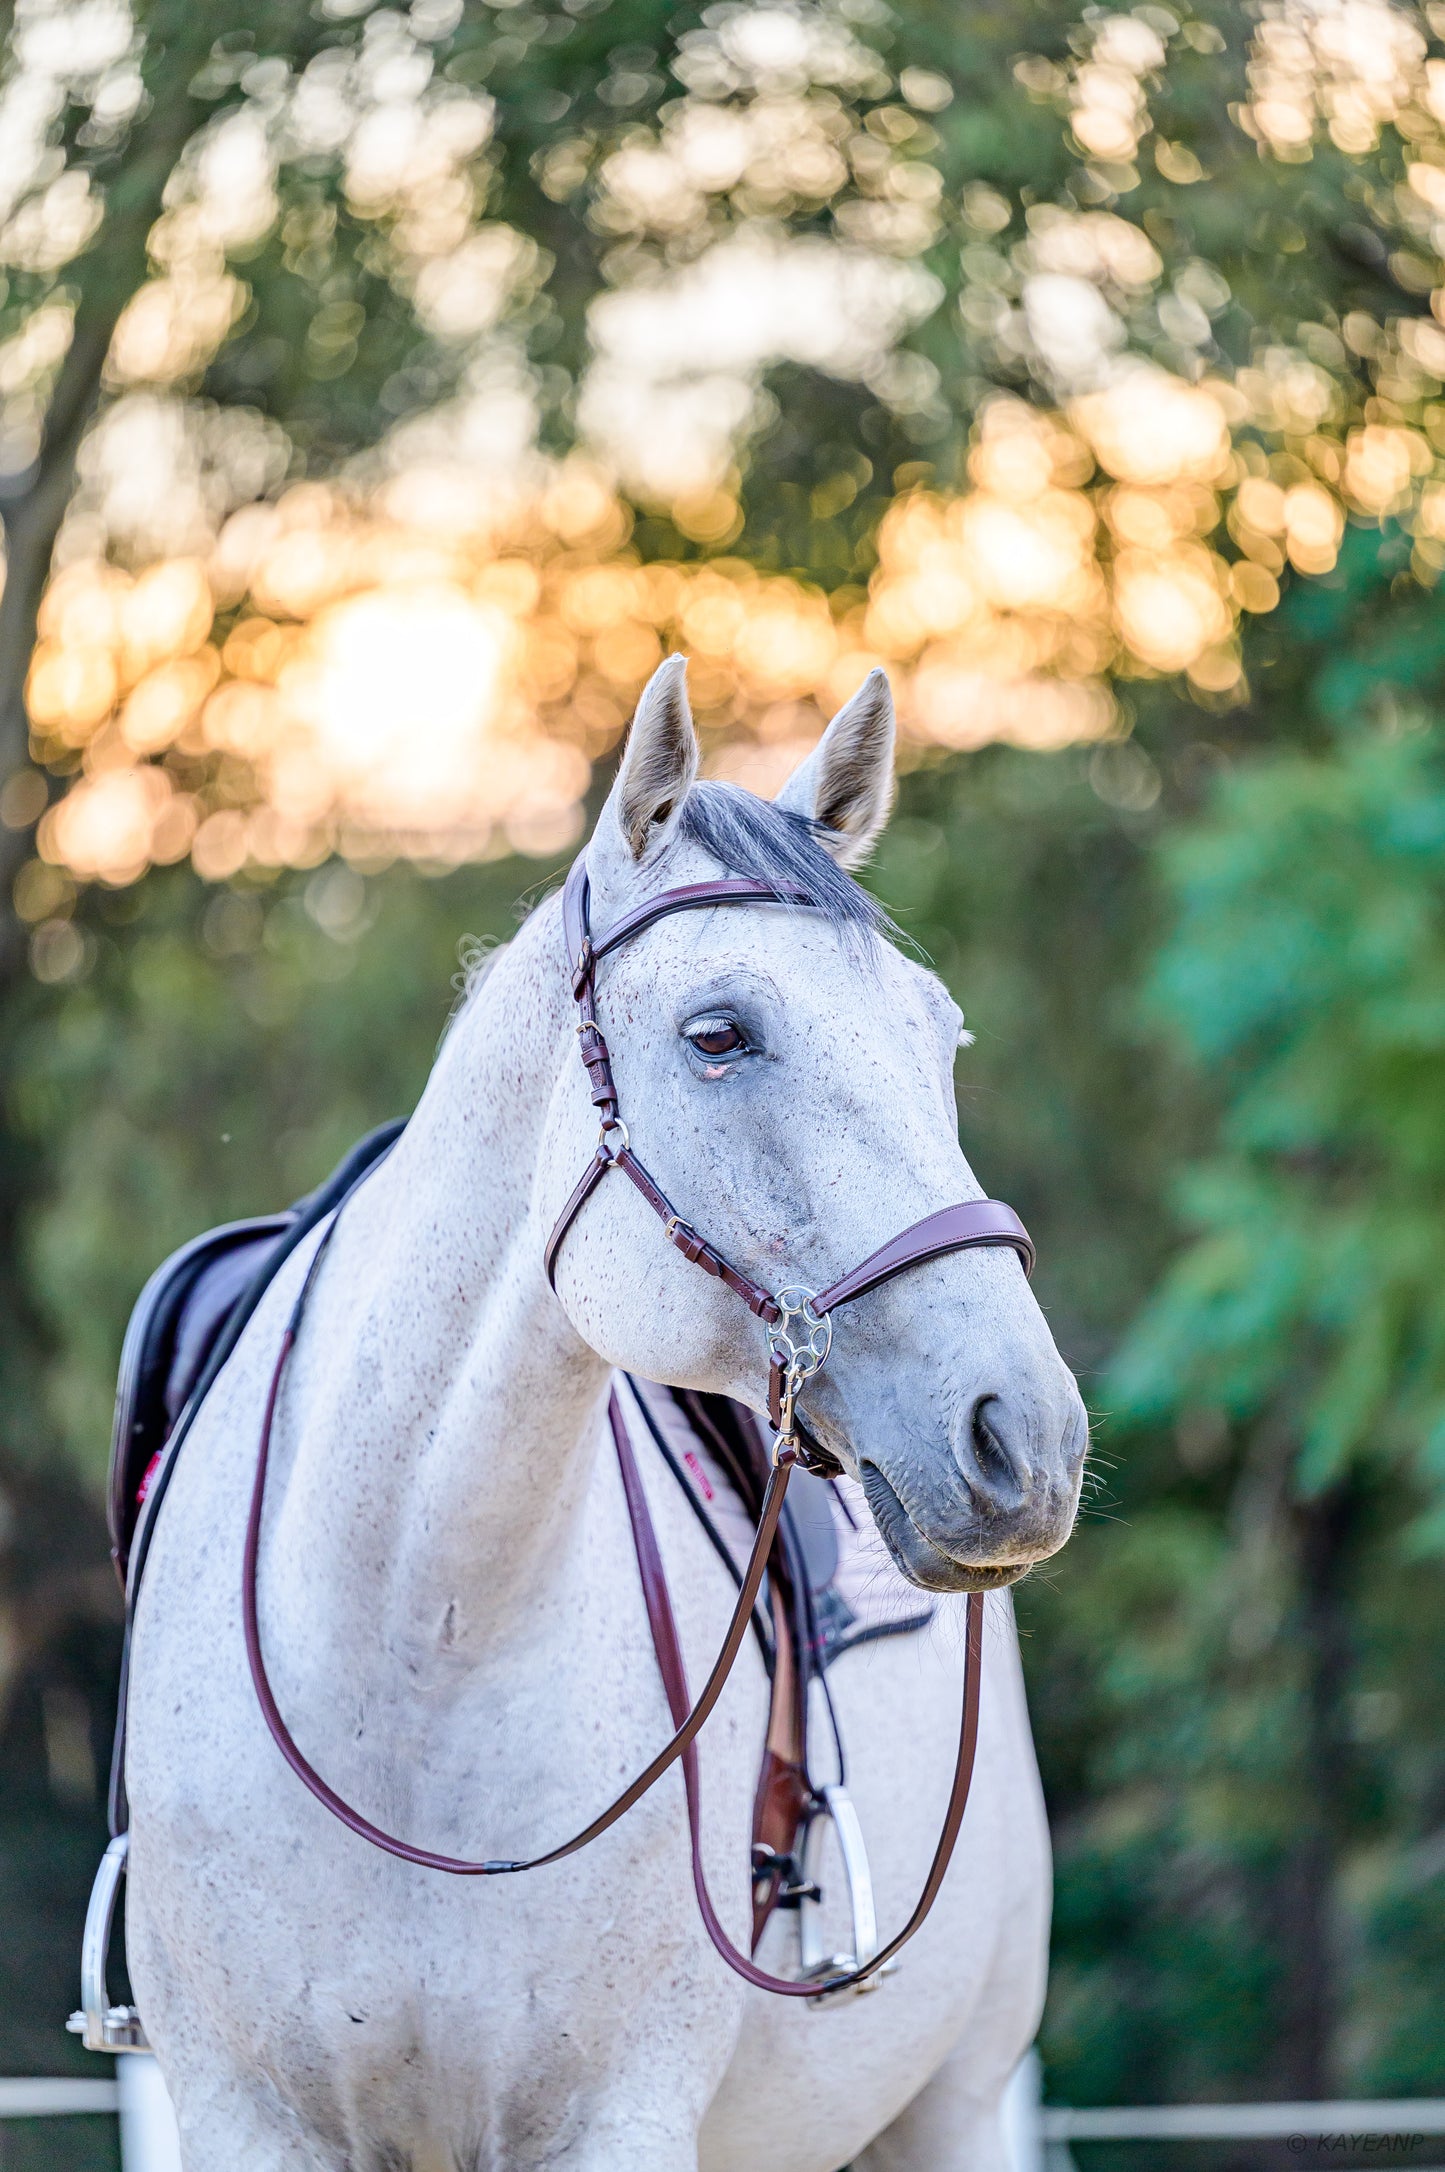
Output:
left=67, top=1834, right=150, bottom=2053
left=796, top=1784, right=897, bottom=2006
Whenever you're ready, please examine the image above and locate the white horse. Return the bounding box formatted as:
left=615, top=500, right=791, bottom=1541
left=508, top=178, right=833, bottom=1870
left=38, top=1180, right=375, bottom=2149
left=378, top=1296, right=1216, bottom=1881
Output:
left=125, top=656, right=1087, bottom=2171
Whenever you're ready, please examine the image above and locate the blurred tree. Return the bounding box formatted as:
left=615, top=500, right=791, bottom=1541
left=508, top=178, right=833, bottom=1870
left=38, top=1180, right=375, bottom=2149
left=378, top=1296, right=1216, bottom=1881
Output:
left=1115, top=720, right=1445, bottom=1517
left=1102, top=673, right=1445, bottom=2093
left=16, top=850, right=566, bottom=1472
left=15, top=0, right=1445, bottom=910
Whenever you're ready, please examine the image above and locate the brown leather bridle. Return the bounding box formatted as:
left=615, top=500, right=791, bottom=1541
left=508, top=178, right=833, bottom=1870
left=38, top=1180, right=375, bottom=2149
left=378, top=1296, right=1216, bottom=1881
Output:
left=244, top=854, right=1036, bottom=2000
left=546, top=861, right=1034, bottom=1455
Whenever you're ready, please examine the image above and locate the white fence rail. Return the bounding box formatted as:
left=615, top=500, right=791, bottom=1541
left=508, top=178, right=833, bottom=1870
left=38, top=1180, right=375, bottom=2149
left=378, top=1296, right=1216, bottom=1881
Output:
left=0, top=2078, right=118, bottom=2116
left=0, top=2058, right=181, bottom=2168
left=1038, top=2086, right=1445, bottom=2170
left=1044, top=2096, right=1445, bottom=2140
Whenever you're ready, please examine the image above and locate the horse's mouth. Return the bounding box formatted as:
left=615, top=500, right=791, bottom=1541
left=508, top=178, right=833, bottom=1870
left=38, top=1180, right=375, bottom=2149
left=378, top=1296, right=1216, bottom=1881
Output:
left=860, top=1462, right=1033, bottom=1595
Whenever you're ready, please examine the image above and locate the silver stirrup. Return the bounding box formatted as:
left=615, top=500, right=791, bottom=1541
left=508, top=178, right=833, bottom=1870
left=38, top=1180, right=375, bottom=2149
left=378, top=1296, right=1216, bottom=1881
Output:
left=67, top=1834, right=151, bottom=2053
left=796, top=1783, right=897, bottom=2007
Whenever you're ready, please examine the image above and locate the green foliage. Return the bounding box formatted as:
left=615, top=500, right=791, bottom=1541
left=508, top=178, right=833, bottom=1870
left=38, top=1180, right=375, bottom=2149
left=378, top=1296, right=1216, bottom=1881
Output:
left=876, top=746, right=1188, bottom=1370
left=1113, top=718, right=1445, bottom=1517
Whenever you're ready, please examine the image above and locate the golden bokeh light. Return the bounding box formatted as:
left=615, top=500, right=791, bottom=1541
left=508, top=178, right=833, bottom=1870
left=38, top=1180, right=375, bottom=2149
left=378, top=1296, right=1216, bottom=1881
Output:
left=1072, top=370, right=1233, bottom=488
left=120, top=653, right=219, bottom=754
left=1343, top=422, right=1432, bottom=514
left=20, top=318, right=1438, bottom=890
left=16, top=0, right=1445, bottom=922
left=1113, top=546, right=1233, bottom=675
left=39, top=766, right=180, bottom=888
left=1244, top=0, right=1427, bottom=158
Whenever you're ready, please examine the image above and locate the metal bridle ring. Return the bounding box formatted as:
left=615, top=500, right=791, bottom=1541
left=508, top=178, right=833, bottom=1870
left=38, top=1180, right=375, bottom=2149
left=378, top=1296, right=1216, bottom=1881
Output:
left=598, top=1117, right=630, bottom=1161
left=767, top=1286, right=833, bottom=1380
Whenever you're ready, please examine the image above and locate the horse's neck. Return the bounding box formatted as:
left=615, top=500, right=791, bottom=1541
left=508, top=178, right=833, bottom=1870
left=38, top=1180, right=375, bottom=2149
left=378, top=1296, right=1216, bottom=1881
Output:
left=268, top=900, right=611, bottom=1668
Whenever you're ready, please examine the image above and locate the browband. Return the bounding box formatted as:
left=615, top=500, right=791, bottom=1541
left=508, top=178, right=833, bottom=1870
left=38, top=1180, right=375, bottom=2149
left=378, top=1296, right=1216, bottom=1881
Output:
left=565, top=868, right=816, bottom=982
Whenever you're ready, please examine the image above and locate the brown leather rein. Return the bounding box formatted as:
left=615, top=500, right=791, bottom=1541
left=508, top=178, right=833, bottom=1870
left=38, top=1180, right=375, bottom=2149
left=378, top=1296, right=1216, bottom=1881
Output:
left=243, top=855, right=1035, bottom=1999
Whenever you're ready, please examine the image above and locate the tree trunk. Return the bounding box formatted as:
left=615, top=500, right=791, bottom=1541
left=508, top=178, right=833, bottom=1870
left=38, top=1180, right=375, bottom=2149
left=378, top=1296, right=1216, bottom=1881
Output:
left=0, top=11, right=230, bottom=1496
left=1271, top=1482, right=1355, bottom=2098
left=0, top=6, right=229, bottom=978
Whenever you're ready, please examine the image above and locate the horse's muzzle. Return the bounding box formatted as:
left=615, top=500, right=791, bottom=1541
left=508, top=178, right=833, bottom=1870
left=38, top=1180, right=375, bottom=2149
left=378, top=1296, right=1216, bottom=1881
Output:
left=860, top=1390, right=1088, bottom=1594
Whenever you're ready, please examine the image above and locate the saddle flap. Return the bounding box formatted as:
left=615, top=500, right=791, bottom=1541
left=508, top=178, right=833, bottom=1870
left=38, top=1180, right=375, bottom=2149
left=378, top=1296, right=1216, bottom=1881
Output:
left=107, top=1216, right=294, bottom=1579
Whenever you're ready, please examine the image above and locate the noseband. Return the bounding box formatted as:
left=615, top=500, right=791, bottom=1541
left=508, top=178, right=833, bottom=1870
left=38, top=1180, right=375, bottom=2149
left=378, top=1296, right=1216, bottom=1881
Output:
left=243, top=853, right=1036, bottom=2001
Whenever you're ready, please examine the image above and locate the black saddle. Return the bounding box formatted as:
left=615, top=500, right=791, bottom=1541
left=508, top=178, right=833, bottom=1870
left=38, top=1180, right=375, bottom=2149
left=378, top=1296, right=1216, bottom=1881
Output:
left=105, top=1121, right=405, bottom=1831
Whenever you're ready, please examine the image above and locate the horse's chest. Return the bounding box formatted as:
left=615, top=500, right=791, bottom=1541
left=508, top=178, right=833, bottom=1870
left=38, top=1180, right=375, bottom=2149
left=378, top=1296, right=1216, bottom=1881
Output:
left=131, top=1462, right=763, bottom=2121
left=215, top=1645, right=757, bottom=2165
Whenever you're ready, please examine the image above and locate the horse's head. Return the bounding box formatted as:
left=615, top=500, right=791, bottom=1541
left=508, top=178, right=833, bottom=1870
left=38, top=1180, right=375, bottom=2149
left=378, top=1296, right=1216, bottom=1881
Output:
left=542, top=655, right=1087, bottom=1591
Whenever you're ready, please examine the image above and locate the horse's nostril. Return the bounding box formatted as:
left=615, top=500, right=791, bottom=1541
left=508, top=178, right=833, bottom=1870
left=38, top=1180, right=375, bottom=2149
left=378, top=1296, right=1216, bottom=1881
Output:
left=971, top=1394, right=1006, bottom=1469
left=959, top=1391, right=1029, bottom=1514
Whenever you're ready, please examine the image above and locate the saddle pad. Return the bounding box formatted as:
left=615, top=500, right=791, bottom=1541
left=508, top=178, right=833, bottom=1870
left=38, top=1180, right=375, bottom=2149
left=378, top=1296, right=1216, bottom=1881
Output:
left=623, top=1377, right=934, bottom=1667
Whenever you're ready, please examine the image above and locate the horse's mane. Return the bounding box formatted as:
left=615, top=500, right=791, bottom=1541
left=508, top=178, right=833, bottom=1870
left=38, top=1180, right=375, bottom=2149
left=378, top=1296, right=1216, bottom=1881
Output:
left=444, top=931, right=509, bottom=1036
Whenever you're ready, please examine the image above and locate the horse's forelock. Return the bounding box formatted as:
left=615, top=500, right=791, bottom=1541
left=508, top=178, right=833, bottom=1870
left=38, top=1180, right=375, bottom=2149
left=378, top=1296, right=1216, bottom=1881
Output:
left=675, top=781, right=893, bottom=942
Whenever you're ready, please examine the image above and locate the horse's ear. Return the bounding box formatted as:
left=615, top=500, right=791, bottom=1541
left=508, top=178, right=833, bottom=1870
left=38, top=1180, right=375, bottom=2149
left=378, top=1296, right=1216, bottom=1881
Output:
left=593, top=654, right=699, bottom=866
left=775, top=668, right=895, bottom=868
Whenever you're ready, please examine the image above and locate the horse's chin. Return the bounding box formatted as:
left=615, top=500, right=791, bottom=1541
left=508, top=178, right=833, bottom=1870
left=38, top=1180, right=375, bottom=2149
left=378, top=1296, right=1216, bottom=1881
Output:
left=859, top=1461, right=1035, bottom=1595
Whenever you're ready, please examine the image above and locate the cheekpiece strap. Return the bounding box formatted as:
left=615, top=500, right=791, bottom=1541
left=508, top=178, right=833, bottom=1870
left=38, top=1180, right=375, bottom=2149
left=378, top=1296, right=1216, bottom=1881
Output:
left=547, top=858, right=821, bottom=1304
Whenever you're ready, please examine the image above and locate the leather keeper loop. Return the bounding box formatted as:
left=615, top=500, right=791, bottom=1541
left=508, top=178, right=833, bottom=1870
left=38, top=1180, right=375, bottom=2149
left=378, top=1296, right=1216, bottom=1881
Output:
left=768, top=1351, right=785, bottom=1432
left=666, top=1218, right=717, bottom=1274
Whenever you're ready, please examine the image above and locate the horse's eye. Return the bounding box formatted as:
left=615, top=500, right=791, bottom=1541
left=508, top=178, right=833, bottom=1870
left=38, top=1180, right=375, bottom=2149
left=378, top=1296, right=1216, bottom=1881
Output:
left=687, top=1020, right=747, bottom=1059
